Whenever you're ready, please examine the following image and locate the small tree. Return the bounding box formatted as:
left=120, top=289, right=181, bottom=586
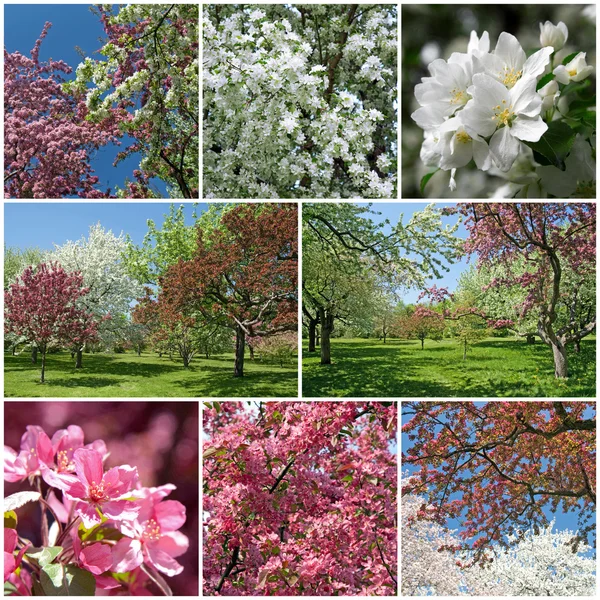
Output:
left=395, top=306, right=445, bottom=349
left=4, top=263, right=99, bottom=382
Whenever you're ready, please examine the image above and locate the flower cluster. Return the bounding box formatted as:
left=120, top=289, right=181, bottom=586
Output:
left=413, top=20, right=595, bottom=197
left=4, top=424, right=188, bottom=596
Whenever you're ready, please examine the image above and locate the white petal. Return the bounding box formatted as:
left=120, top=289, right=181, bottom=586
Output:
left=469, top=73, right=510, bottom=110
left=441, top=133, right=473, bottom=169
left=553, top=65, right=571, bottom=85
left=460, top=101, right=497, bottom=137
left=510, top=117, right=548, bottom=142
left=411, top=104, right=446, bottom=130
left=472, top=139, right=492, bottom=171
left=494, top=32, right=526, bottom=71
left=522, top=47, right=554, bottom=80
left=558, top=22, right=569, bottom=43
left=490, top=127, right=520, bottom=171
left=573, top=66, right=594, bottom=82
left=510, top=76, right=542, bottom=116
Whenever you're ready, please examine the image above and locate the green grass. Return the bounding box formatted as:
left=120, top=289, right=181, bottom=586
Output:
left=5, top=351, right=298, bottom=398
left=302, top=337, right=595, bottom=398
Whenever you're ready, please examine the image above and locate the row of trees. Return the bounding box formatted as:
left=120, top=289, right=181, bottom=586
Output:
left=5, top=4, right=198, bottom=198
left=302, top=203, right=596, bottom=379
left=4, top=204, right=298, bottom=383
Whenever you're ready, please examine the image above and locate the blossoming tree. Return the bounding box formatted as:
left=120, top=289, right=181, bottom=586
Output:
left=4, top=423, right=189, bottom=595
left=402, top=401, right=596, bottom=562
left=412, top=19, right=595, bottom=197
left=203, top=401, right=397, bottom=595
left=203, top=4, right=397, bottom=198
left=4, top=264, right=100, bottom=383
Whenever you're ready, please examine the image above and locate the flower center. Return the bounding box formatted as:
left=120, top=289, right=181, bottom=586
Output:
left=492, top=101, right=515, bottom=127
left=89, top=481, right=108, bottom=502
left=142, top=519, right=162, bottom=542
left=568, top=68, right=577, bottom=77
left=455, top=130, right=471, bottom=144
left=450, top=87, right=467, bottom=105
left=500, top=66, right=522, bottom=88
left=57, top=448, right=74, bottom=472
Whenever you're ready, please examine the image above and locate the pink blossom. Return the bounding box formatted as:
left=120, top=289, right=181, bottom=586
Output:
left=4, top=425, right=47, bottom=482
left=4, top=528, right=28, bottom=582
left=52, top=448, right=140, bottom=528
left=112, top=487, right=188, bottom=577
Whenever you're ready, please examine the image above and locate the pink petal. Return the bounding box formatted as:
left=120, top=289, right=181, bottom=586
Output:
left=4, top=447, right=28, bottom=482
left=85, top=439, right=108, bottom=460
left=4, top=552, right=15, bottom=582
left=73, top=448, right=104, bottom=488
left=112, top=538, right=143, bottom=573
left=80, top=542, right=113, bottom=575
left=94, top=573, right=122, bottom=590
left=152, top=531, right=189, bottom=559
left=52, top=425, right=85, bottom=452
left=46, top=490, right=71, bottom=524
left=102, top=500, right=141, bottom=522
left=4, top=528, right=17, bottom=553
left=76, top=502, right=102, bottom=529
left=103, top=465, right=138, bottom=498
left=36, top=432, right=55, bottom=466
left=154, top=500, right=186, bottom=533
left=41, top=467, right=87, bottom=499
left=145, top=544, right=184, bottom=577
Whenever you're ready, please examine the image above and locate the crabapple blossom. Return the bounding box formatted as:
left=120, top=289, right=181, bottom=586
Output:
left=553, top=51, right=595, bottom=84
left=539, top=20, right=568, bottom=50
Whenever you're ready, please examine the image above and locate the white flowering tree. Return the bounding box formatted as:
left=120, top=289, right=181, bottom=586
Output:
left=412, top=19, right=595, bottom=197
left=402, top=491, right=596, bottom=596
left=64, top=4, right=199, bottom=198
left=50, top=224, right=144, bottom=366
left=203, top=4, right=397, bottom=198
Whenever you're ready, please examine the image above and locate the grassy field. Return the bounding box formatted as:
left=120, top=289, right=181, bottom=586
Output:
left=302, top=337, right=595, bottom=398
left=5, top=351, right=298, bottom=398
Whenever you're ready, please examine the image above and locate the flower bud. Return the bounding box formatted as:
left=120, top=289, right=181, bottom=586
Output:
left=538, top=79, right=559, bottom=112
left=553, top=52, right=595, bottom=84
left=539, top=21, right=568, bottom=51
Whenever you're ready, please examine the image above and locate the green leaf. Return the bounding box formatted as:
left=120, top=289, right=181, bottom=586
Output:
left=203, top=446, right=220, bottom=459
left=536, top=72, right=555, bottom=91
left=342, top=475, right=353, bottom=483
left=27, top=546, right=62, bottom=567
left=420, top=169, right=439, bottom=196
left=561, top=79, right=591, bottom=97
left=523, top=121, right=576, bottom=170
left=213, top=401, right=222, bottom=413
left=4, top=511, right=17, bottom=529
left=4, top=491, right=41, bottom=512
left=562, top=52, right=579, bottom=65
left=4, top=581, right=18, bottom=595
left=80, top=525, right=124, bottom=543
left=279, top=480, right=289, bottom=492
left=40, top=564, right=96, bottom=596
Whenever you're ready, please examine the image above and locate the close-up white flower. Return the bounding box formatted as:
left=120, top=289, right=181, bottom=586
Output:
left=539, top=20, right=568, bottom=51
left=553, top=51, right=595, bottom=83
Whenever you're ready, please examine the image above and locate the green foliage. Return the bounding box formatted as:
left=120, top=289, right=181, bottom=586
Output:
left=4, top=245, right=46, bottom=288
left=523, top=121, right=576, bottom=169
left=4, top=511, right=17, bottom=529
left=40, top=564, right=95, bottom=596
left=420, top=169, right=439, bottom=196
left=302, top=337, right=594, bottom=397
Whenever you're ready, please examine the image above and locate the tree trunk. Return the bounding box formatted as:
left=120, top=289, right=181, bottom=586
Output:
left=308, top=319, right=317, bottom=352
left=421, top=338, right=424, bottom=350
left=12, top=345, right=16, bottom=356
left=182, top=353, right=190, bottom=368
left=319, top=308, right=333, bottom=365
left=31, top=347, right=38, bottom=364
left=383, top=331, right=387, bottom=344
left=552, top=341, right=569, bottom=378
left=463, top=339, right=467, bottom=361
left=71, top=351, right=75, bottom=359
left=40, top=351, right=47, bottom=384
left=248, top=345, right=255, bottom=360
left=526, top=334, right=535, bottom=344
left=574, top=339, right=581, bottom=353
left=137, top=344, right=142, bottom=356
left=234, top=325, right=245, bottom=377
left=75, top=349, right=83, bottom=369
left=316, top=328, right=320, bottom=347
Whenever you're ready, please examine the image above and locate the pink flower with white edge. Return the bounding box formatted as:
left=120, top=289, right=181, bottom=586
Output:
left=112, top=487, right=189, bottom=577
left=4, top=425, right=47, bottom=482
left=50, top=448, right=140, bottom=528
left=38, top=425, right=108, bottom=489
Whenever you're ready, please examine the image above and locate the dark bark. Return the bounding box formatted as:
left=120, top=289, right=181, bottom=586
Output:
left=137, top=344, right=142, bottom=356
left=319, top=308, right=334, bottom=365
left=574, top=339, right=581, bottom=353
left=234, top=325, right=245, bottom=377
left=40, top=350, right=47, bottom=384
left=308, top=318, right=317, bottom=352
left=552, top=341, right=568, bottom=378
left=31, top=347, right=38, bottom=364
left=420, top=338, right=425, bottom=350
left=463, top=339, right=467, bottom=361
left=75, top=349, right=83, bottom=369
left=526, top=334, right=535, bottom=344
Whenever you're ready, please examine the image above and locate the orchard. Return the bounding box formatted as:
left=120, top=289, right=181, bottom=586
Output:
left=4, top=204, right=298, bottom=398
left=302, top=202, right=595, bottom=397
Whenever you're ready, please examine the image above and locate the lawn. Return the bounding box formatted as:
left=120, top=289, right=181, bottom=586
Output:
left=5, top=351, right=298, bottom=398
left=302, top=337, right=595, bottom=398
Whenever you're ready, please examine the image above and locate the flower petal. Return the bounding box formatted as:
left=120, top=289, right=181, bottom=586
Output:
left=102, top=465, right=138, bottom=498
left=489, top=127, right=520, bottom=172
left=42, top=466, right=87, bottom=499
left=74, top=448, right=104, bottom=488
left=510, top=76, right=542, bottom=117
left=494, top=32, right=526, bottom=71
left=468, top=73, right=510, bottom=111
left=472, top=139, right=492, bottom=171
left=80, top=542, right=113, bottom=575
left=510, top=117, right=547, bottom=142
left=4, top=552, right=15, bottom=582
left=112, top=538, right=144, bottom=573
left=76, top=502, right=103, bottom=529
left=145, top=544, right=184, bottom=577
left=154, top=501, right=186, bottom=533
left=522, top=47, right=553, bottom=80
left=102, top=500, right=141, bottom=522
left=153, top=531, right=189, bottom=559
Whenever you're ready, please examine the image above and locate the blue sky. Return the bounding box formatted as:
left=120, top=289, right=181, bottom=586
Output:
left=4, top=4, right=168, bottom=197
left=4, top=203, right=205, bottom=250
left=401, top=402, right=596, bottom=557
left=359, top=203, right=470, bottom=304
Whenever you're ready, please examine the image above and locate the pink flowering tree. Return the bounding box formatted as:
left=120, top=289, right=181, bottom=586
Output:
left=4, top=263, right=99, bottom=383
left=4, top=23, right=120, bottom=198
left=4, top=423, right=189, bottom=596
left=203, top=401, right=397, bottom=596
left=449, top=203, right=596, bottom=378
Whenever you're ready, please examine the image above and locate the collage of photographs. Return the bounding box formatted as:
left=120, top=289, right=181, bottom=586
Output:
left=1, top=0, right=597, bottom=598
